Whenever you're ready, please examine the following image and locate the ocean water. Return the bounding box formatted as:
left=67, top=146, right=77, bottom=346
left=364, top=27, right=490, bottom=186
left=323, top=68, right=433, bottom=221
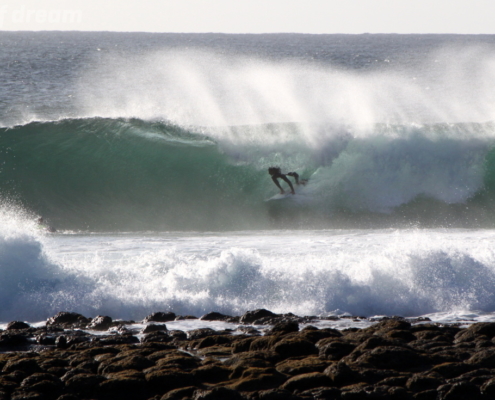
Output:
left=2, top=32, right=495, bottom=327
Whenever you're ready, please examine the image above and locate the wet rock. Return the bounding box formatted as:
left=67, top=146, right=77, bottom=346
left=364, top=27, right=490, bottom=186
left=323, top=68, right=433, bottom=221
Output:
left=257, top=388, right=303, bottom=400
left=195, top=334, right=234, bottom=349
left=187, top=328, right=221, bottom=340
left=268, top=320, right=299, bottom=335
left=324, top=361, right=361, bottom=387
left=406, top=373, right=443, bottom=392
left=160, top=386, right=197, bottom=400
left=228, top=367, right=287, bottom=391
left=7, top=322, right=31, bottom=331
left=192, top=364, right=232, bottom=383
left=353, top=346, right=428, bottom=371
left=143, top=312, right=177, bottom=323
left=440, top=382, right=483, bottom=399
left=199, top=312, right=233, bottom=321
left=318, top=339, right=356, bottom=361
left=46, top=312, right=90, bottom=328
left=272, top=337, right=318, bottom=359
left=430, top=362, right=472, bottom=379
left=64, top=373, right=106, bottom=395
left=98, top=355, right=154, bottom=375
left=466, top=348, right=495, bottom=368
left=142, top=324, right=168, bottom=334
left=454, top=322, right=495, bottom=343
left=193, top=387, right=244, bottom=400
left=141, top=331, right=173, bottom=343
left=0, top=333, right=29, bottom=348
left=281, top=372, right=333, bottom=392
left=98, top=374, right=148, bottom=400
left=2, top=358, right=42, bottom=375
left=276, top=356, right=330, bottom=376
left=145, top=368, right=198, bottom=394
left=87, top=315, right=113, bottom=331
left=240, top=309, right=278, bottom=324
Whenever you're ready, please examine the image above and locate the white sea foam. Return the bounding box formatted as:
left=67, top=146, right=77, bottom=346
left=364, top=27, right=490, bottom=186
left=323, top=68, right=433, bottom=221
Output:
left=2, top=225, right=495, bottom=325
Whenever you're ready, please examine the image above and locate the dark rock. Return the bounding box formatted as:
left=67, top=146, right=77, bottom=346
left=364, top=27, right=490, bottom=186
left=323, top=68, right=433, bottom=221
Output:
left=94, top=335, right=139, bottom=345
left=429, top=362, right=472, bottom=378
left=240, top=309, right=278, bottom=324
left=187, top=328, right=220, bottom=340
left=466, top=349, right=495, bottom=368
left=250, top=335, right=280, bottom=352
left=232, top=337, right=257, bottom=353
left=225, top=351, right=278, bottom=372
left=2, top=358, right=42, bottom=375
left=192, top=364, right=232, bottom=383
left=319, top=339, right=356, bottom=361
left=36, top=335, right=56, bottom=346
left=0, top=333, right=29, bottom=347
left=193, top=387, right=244, bottom=400
left=228, top=368, right=286, bottom=391
left=64, top=373, right=106, bottom=395
left=299, top=387, right=341, bottom=399
left=324, top=361, right=361, bottom=386
left=299, top=327, right=342, bottom=343
left=142, top=324, right=168, bottom=334
left=154, top=353, right=201, bottom=370
left=98, top=355, right=154, bottom=375
left=481, top=377, right=495, bottom=397
left=160, top=386, right=197, bottom=400
left=440, top=382, right=483, bottom=399
left=199, top=312, right=232, bottom=321
left=196, top=334, right=233, bottom=349
left=55, top=336, right=68, bottom=349
left=268, top=320, right=299, bottom=335
left=281, top=372, right=333, bottom=392
left=168, top=330, right=188, bottom=340
left=87, top=315, right=113, bottom=331
left=273, top=337, right=318, bottom=359
left=353, top=346, right=428, bottom=370
left=7, top=322, right=31, bottom=330
left=406, top=374, right=443, bottom=392
left=454, top=322, right=495, bottom=343
left=276, top=356, right=330, bottom=376
left=143, top=312, right=177, bottom=323
left=413, top=389, right=438, bottom=400
left=141, top=331, right=173, bottom=343
left=98, top=375, right=148, bottom=400
left=46, top=312, right=90, bottom=328
left=145, top=368, right=198, bottom=393
left=258, top=388, right=304, bottom=400
left=372, top=319, right=412, bottom=332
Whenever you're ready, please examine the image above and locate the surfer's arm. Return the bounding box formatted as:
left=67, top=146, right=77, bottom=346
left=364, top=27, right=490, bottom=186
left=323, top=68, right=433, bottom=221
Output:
left=287, top=172, right=299, bottom=185
left=280, top=175, right=295, bottom=194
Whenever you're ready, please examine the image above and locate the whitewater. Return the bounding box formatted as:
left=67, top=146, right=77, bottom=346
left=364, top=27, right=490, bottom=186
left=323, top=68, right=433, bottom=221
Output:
left=2, top=32, right=495, bottom=327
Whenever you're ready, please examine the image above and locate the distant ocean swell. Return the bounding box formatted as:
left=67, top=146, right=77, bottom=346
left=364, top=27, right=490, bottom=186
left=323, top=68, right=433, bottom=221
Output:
left=1, top=117, right=495, bottom=231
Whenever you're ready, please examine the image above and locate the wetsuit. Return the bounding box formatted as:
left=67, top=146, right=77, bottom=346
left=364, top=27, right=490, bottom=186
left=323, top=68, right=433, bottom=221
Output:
left=271, top=171, right=295, bottom=194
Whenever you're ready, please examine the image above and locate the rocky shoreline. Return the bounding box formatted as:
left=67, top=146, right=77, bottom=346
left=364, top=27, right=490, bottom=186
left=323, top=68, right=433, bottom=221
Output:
left=2, top=310, right=495, bottom=399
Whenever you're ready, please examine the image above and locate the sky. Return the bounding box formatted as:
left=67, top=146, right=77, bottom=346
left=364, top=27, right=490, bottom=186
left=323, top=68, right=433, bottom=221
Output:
left=0, top=0, right=494, bottom=34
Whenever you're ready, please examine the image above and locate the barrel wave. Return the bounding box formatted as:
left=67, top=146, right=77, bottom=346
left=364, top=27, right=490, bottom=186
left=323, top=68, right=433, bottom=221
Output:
left=2, top=117, right=495, bottom=231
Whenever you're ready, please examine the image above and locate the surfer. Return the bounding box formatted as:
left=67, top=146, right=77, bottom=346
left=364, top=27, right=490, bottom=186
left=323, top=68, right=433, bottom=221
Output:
left=268, top=167, right=296, bottom=195
left=287, top=172, right=308, bottom=186
left=37, top=217, right=56, bottom=233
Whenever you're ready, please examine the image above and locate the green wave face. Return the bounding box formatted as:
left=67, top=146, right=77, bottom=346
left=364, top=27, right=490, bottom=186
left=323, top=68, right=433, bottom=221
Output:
left=2, top=118, right=495, bottom=231
left=0, top=118, right=274, bottom=230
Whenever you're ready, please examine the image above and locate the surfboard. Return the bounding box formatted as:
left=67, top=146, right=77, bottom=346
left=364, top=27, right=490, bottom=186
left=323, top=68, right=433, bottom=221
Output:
left=265, top=193, right=293, bottom=201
